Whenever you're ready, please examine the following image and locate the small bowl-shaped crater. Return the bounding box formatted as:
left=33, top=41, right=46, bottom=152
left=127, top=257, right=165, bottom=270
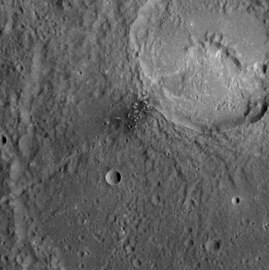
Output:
left=105, top=169, right=121, bottom=185
left=231, top=196, right=241, bottom=205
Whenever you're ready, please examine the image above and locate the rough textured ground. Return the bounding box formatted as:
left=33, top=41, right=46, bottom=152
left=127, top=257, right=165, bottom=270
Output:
left=0, top=0, right=269, bottom=269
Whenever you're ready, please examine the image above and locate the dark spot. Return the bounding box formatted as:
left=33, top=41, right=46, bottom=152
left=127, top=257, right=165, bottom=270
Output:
left=55, top=0, right=63, bottom=8
left=1, top=135, right=6, bottom=145
left=262, top=64, right=267, bottom=74
left=188, top=239, right=194, bottom=247
left=1, top=255, right=9, bottom=264
left=213, top=240, right=221, bottom=251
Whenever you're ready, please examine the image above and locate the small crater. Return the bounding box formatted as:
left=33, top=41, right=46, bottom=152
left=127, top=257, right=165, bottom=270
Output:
left=64, top=244, right=72, bottom=253
left=205, top=238, right=222, bottom=253
left=231, top=196, right=241, bottom=205
left=132, top=257, right=143, bottom=268
left=124, top=243, right=135, bottom=254
left=78, top=262, right=85, bottom=269
left=105, top=169, right=121, bottom=185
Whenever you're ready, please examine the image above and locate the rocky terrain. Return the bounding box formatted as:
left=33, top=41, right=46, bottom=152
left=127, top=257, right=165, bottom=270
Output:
left=0, top=0, right=269, bottom=269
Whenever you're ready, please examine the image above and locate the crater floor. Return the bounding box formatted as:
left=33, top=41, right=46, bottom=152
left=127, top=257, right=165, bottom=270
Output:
left=130, top=0, right=269, bottom=133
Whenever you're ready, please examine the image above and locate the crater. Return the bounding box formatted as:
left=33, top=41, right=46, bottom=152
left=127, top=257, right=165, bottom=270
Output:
left=231, top=196, right=241, bottom=205
left=130, top=0, right=269, bottom=133
left=105, top=169, right=122, bottom=185
left=205, top=238, right=222, bottom=253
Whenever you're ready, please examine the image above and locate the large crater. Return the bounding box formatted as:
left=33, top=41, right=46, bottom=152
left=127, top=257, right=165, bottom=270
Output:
left=130, top=0, right=269, bottom=133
